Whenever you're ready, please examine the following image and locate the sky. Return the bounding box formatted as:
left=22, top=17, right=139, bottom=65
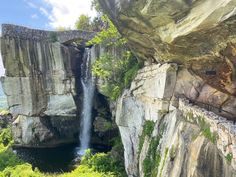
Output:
left=0, top=0, right=96, bottom=76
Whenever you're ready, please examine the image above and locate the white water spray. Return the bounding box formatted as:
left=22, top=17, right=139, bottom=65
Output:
left=78, top=48, right=95, bottom=156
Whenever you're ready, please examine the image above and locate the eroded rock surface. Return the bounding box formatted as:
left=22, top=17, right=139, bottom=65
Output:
left=116, top=64, right=236, bottom=177
left=99, top=0, right=236, bottom=97
left=0, top=25, right=89, bottom=147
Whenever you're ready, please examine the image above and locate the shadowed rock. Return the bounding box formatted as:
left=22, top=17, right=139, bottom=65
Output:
left=99, top=0, right=236, bottom=96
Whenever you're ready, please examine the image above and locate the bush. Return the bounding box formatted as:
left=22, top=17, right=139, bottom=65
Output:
left=0, top=128, right=13, bottom=147
left=225, top=153, right=233, bottom=164
left=87, top=15, right=125, bottom=46
left=0, top=149, right=24, bottom=171
left=93, top=51, right=142, bottom=101
left=0, top=164, right=42, bottom=177
left=88, top=15, right=143, bottom=101
left=81, top=149, right=125, bottom=177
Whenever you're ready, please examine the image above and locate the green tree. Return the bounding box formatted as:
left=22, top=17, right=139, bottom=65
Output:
left=75, top=15, right=92, bottom=31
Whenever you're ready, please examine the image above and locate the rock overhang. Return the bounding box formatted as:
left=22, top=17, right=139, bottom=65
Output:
left=98, top=0, right=236, bottom=97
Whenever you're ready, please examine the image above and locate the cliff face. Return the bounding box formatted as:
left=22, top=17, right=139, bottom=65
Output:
left=116, top=64, right=236, bottom=177
left=98, top=1, right=236, bottom=176
left=0, top=25, right=94, bottom=147
left=99, top=0, right=236, bottom=98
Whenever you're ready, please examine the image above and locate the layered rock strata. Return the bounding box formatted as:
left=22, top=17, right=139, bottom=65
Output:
left=99, top=0, right=236, bottom=99
left=116, top=64, right=236, bottom=177
left=0, top=25, right=95, bottom=147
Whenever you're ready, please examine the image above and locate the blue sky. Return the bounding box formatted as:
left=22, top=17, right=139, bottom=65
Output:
left=0, top=0, right=96, bottom=76
left=0, top=0, right=52, bottom=30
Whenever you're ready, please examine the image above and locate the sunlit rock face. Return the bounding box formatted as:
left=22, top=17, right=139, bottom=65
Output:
left=99, top=0, right=236, bottom=96
left=116, top=64, right=236, bottom=177
left=98, top=2, right=236, bottom=176
left=0, top=25, right=86, bottom=147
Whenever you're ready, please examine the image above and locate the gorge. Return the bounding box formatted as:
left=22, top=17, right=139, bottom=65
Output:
left=1, top=0, right=236, bottom=177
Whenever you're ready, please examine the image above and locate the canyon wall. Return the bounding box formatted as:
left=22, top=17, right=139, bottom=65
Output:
left=98, top=1, right=236, bottom=176
left=116, top=64, right=236, bottom=177
left=0, top=24, right=95, bottom=147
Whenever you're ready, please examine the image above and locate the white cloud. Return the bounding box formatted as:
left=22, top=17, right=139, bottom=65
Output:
left=31, top=14, right=39, bottom=19
left=26, top=1, right=37, bottom=9
left=42, top=0, right=97, bottom=29
left=39, top=7, right=50, bottom=17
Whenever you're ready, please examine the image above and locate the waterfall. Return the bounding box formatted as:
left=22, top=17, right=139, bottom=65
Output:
left=77, top=48, right=95, bottom=156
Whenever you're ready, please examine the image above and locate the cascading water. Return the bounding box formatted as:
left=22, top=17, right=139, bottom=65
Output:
left=77, top=48, right=95, bottom=156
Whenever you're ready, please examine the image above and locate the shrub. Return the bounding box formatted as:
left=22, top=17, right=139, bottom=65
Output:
left=93, top=51, right=142, bottom=101
left=60, top=165, right=114, bottom=177
left=87, top=15, right=125, bottom=46
left=0, top=127, right=13, bottom=147
left=88, top=15, right=143, bottom=101
left=81, top=149, right=125, bottom=177
left=225, top=153, right=233, bottom=164
left=0, top=164, right=42, bottom=177
left=0, top=149, right=24, bottom=171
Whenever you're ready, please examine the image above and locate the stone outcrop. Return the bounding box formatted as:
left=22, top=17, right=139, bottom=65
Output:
left=1, top=24, right=95, bottom=44
left=97, top=3, right=236, bottom=175
left=12, top=115, right=79, bottom=147
left=0, top=24, right=96, bottom=147
left=115, top=64, right=236, bottom=177
left=99, top=0, right=236, bottom=98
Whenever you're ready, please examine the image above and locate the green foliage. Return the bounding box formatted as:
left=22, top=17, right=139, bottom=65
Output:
left=139, top=121, right=155, bottom=152
left=0, top=126, right=124, bottom=177
left=143, top=121, right=155, bottom=137
left=143, top=136, right=161, bottom=177
left=87, top=15, right=125, bottom=46
left=0, top=110, right=10, bottom=116
left=88, top=15, right=142, bottom=100
left=75, top=15, right=92, bottom=31
left=0, top=127, right=13, bottom=147
left=93, top=51, right=141, bottom=101
left=56, top=26, right=71, bottom=31
left=225, top=153, right=233, bottom=164
left=0, top=128, right=24, bottom=172
left=0, top=164, right=42, bottom=177
left=91, top=0, right=102, bottom=13
left=81, top=149, right=125, bottom=177
left=75, top=14, right=103, bottom=32
left=59, top=165, right=114, bottom=177
left=198, top=117, right=218, bottom=144
left=0, top=149, right=24, bottom=171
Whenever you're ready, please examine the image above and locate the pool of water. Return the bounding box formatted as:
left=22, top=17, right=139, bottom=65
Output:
left=14, top=144, right=110, bottom=173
